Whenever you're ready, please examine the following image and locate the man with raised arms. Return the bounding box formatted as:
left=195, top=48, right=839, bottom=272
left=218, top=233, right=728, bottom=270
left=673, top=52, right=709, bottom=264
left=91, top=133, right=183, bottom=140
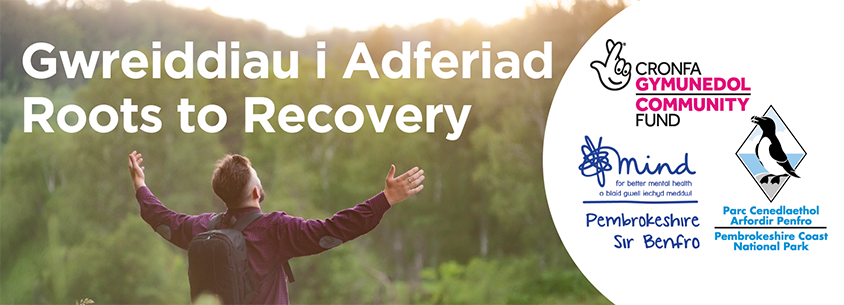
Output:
left=128, top=151, right=424, bottom=304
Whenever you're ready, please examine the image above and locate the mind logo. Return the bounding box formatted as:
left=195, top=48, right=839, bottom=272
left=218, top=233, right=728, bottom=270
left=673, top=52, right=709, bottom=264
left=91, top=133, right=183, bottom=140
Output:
left=578, top=136, right=695, bottom=187
left=736, top=106, right=806, bottom=201
left=590, top=39, right=631, bottom=91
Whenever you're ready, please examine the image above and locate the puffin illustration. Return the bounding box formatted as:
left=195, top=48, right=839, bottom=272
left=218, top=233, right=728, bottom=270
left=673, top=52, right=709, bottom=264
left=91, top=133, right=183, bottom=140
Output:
left=751, top=115, right=800, bottom=184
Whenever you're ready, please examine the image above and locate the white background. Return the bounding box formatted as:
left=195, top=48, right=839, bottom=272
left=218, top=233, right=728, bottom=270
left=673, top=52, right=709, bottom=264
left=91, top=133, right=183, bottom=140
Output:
left=544, top=0, right=844, bottom=304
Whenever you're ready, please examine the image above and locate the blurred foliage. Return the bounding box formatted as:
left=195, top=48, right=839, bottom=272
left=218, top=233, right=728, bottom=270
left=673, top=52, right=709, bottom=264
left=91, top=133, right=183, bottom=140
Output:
left=420, top=256, right=610, bottom=305
left=1, top=0, right=624, bottom=303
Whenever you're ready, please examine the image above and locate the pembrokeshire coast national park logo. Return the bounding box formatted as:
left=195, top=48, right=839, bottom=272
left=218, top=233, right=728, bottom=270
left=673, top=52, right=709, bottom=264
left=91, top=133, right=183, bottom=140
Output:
left=590, top=39, right=631, bottom=91
left=736, top=106, right=806, bottom=202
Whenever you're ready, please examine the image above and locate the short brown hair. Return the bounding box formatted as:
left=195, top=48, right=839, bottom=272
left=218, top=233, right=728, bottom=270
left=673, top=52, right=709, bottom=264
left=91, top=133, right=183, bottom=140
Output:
left=212, top=154, right=253, bottom=207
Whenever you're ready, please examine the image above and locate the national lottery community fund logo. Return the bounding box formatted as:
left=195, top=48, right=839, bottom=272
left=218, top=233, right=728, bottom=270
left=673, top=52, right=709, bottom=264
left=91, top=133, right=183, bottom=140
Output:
left=588, top=38, right=752, bottom=128
left=590, top=39, right=631, bottom=91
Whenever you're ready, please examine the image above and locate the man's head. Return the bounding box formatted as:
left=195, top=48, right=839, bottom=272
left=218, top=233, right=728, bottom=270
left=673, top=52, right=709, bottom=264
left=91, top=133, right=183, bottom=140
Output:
left=212, top=154, right=265, bottom=209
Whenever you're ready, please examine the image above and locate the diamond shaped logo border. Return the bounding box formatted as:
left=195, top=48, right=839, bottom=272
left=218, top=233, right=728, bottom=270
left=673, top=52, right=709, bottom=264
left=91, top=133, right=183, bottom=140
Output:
left=735, top=105, right=806, bottom=202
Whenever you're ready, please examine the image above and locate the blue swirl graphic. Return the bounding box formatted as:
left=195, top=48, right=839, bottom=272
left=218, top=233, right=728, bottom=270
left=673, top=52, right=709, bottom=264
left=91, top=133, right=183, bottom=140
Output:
left=578, top=136, right=618, bottom=187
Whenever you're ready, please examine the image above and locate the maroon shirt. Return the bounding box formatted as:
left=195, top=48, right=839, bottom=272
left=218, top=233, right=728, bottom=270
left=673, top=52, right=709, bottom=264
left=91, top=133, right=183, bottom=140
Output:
left=135, top=186, right=391, bottom=304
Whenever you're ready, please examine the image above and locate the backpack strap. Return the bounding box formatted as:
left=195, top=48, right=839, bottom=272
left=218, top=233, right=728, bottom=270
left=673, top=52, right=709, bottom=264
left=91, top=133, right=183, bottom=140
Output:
left=231, top=210, right=264, bottom=232
left=207, top=213, right=224, bottom=230
left=282, top=261, right=295, bottom=283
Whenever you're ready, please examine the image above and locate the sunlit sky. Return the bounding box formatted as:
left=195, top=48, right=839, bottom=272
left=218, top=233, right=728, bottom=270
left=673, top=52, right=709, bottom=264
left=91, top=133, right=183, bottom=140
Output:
left=29, top=0, right=573, bottom=37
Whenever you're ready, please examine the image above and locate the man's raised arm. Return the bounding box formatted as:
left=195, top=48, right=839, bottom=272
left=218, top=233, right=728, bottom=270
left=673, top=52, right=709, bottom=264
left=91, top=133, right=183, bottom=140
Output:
left=276, top=165, right=425, bottom=258
left=129, top=151, right=213, bottom=250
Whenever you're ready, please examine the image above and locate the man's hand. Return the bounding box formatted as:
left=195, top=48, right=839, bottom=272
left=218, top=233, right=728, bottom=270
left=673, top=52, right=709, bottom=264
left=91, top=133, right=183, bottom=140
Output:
left=384, top=165, right=424, bottom=205
left=128, top=151, right=146, bottom=191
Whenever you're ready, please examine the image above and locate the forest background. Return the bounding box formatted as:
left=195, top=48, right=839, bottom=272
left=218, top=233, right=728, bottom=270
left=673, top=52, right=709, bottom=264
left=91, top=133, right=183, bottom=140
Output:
left=0, top=0, right=624, bottom=303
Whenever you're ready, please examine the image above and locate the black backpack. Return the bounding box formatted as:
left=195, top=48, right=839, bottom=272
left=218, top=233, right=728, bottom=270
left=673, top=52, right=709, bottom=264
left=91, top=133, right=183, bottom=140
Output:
left=187, top=211, right=294, bottom=304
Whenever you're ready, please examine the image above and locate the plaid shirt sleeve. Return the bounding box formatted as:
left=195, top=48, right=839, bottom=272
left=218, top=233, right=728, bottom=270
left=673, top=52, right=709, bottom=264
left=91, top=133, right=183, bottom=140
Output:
left=136, top=186, right=214, bottom=250
left=274, top=192, right=392, bottom=258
